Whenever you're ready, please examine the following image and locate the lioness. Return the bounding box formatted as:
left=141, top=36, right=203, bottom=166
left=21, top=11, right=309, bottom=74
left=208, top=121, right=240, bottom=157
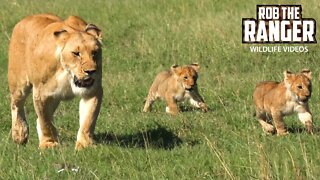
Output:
left=253, top=70, right=313, bottom=135
left=143, top=63, right=208, bottom=115
left=8, top=14, right=103, bottom=150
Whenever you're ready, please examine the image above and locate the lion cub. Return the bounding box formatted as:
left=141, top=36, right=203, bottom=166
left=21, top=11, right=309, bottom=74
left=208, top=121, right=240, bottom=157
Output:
left=143, top=63, right=208, bottom=115
left=253, top=69, right=313, bottom=135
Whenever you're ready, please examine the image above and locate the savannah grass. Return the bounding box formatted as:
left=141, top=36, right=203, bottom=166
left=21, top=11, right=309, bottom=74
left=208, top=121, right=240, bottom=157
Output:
left=0, top=0, right=320, bottom=179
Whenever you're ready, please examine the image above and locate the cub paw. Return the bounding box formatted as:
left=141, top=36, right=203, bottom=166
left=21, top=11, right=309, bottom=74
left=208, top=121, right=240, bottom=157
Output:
left=199, top=102, right=208, bottom=112
left=276, top=131, right=289, bottom=136
left=305, top=122, right=314, bottom=134
left=165, top=106, right=178, bottom=115
left=143, top=107, right=151, bottom=113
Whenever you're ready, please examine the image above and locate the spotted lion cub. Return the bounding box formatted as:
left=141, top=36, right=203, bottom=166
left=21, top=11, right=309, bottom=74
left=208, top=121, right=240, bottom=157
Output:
left=143, top=63, right=208, bottom=115
left=253, top=69, right=313, bottom=135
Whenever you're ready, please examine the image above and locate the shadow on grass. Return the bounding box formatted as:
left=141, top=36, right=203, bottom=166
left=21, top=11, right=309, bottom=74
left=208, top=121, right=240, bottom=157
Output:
left=287, top=127, right=320, bottom=134
left=94, top=126, right=183, bottom=150
left=179, top=105, right=210, bottom=113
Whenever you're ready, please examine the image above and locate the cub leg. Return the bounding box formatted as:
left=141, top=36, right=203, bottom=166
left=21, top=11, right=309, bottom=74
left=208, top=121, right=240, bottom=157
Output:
left=165, top=94, right=179, bottom=115
left=256, top=111, right=275, bottom=134
left=10, top=85, right=31, bottom=144
left=143, top=91, right=156, bottom=112
left=76, top=87, right=103, bottom=150
left=33, top=90, right=60, bottom=149
left=271, top=111, right=288, bottom=135
left=188, top=88, right=208, bottom=112
left=298, top=111, right=313, bottom=134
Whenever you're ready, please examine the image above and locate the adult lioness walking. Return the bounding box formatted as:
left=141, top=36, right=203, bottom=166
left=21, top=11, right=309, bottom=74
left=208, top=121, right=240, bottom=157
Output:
left=8, top=14, right=103, bottom=150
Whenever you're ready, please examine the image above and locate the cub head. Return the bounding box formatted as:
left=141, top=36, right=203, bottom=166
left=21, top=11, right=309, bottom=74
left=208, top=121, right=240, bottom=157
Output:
left=284, top=69, right=312, bottom=104
left=171, top=63, right=200, bottom=91
left=54, top=24, right=102, bottom=90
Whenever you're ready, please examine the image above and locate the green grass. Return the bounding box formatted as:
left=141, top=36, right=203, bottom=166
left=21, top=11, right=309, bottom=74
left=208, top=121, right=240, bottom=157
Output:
left=1, top=0, right=320, bottom=179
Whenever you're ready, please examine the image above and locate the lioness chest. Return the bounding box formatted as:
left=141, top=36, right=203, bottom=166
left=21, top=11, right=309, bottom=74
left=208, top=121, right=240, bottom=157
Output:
left=49, top=70, right=75, bottom=99
left=43, top=70, right=81, bottom=99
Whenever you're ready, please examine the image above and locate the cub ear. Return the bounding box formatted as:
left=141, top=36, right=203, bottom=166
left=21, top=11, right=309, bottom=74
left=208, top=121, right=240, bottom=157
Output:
left=301, top=69, right=312, bottom=80
left=171, top=64, right=181, bottom=75
left=85, top=24, right=102, bottom=40
left=283, top=70, right=293, bottom=79
left=189, top=63, right=200, bottom=72
left=54, top=29, right=68, bottom=37
left=284, top=70, right=293, bottom=85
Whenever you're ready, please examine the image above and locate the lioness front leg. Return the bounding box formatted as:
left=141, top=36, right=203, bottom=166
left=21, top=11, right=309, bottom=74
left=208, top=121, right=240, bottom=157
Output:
left=10, top=90, right=31, bottom=144
left=271, top=111, right=288, bottom=136
left=9, top=76, right=32, bottom=144
left=76, top=87, right=103, bottom=150
left=188, top=89, right=208, bottom=112
left=298, top=111, right=313, bottom=134
left=33, top=90, right=60, bottom=149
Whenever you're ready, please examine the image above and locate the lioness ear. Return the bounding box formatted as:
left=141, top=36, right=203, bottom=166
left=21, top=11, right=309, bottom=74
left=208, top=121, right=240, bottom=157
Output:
left=301, top=69, right=312, bottom=80
left=54, top=29, right=68, bottom=37
left=64, top=15, right=87, bottom=30
left=189, top=63, right=200, bottom=72
left=85, top=24, right=102, bottom=40
left=171, top=64, right=181, bottom=75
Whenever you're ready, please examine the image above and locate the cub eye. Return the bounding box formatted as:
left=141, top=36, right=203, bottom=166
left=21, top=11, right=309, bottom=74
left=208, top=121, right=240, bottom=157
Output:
left=72, top=51, right=80, bottom=57
left=297, top=85, right=303, bottom=90
left=184, top=76, right=188, bottom=80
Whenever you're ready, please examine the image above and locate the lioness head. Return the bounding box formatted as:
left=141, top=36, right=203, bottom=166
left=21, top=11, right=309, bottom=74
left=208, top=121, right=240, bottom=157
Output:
left=54, top=24, right=102, bottom=89
left=284, top=69, right=312, bottom=104
left=171, top=63, right=200, bottom=91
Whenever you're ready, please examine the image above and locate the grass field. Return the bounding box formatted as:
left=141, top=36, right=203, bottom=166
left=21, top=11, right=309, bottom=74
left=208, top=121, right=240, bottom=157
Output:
left=1, top=0, right=320, bottom=179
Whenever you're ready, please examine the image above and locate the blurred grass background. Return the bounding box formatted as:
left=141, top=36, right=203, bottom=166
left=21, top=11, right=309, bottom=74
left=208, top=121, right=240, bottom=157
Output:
left=0, top=0, right=320, bottom=179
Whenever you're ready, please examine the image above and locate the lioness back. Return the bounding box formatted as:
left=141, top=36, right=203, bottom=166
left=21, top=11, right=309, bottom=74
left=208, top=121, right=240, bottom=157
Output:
left=8, top=14, right=62, bottom=89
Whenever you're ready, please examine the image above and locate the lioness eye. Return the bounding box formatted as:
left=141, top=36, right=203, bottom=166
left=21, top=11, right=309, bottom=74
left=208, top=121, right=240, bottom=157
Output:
left=72, top=51, right=80, bottom=57
left=297, top=85, right=303, bottom=89
left=184, top=76, right=188, bottom=80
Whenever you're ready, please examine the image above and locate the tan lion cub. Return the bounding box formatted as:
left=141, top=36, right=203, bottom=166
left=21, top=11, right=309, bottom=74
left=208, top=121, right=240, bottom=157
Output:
left=143, top=63, right=208, bottom=115
left=253, top=69, right=313, bottom=135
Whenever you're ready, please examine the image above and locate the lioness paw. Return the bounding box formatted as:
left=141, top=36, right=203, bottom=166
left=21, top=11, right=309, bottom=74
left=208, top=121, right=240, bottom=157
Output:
left=39, top=141, right=59, bottom=149
left=75, top=141, right=95, bottom=150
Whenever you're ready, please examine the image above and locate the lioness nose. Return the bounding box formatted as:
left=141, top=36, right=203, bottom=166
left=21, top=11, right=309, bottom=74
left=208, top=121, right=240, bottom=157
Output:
left=85, top=70, right=96, bottom=75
